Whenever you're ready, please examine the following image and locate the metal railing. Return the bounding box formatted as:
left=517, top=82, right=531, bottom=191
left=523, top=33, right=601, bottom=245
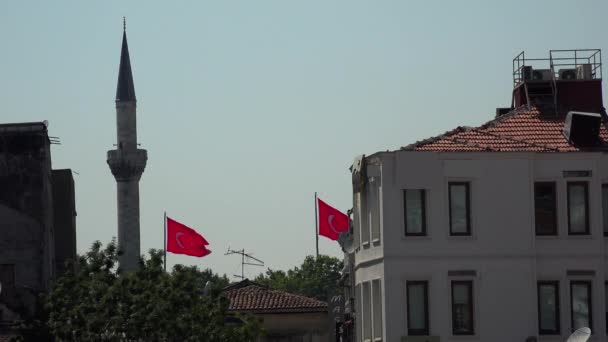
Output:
left=513, top=49, right=602, bottom=86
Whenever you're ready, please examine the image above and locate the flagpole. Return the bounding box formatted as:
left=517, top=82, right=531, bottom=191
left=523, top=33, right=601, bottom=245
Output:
left=164, top=211, right=167, bottom=272
left=315, top=192, right=319, bottom=259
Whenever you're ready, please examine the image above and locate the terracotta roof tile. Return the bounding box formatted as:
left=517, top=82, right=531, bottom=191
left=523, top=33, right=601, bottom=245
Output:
left=404, top=106, right=608, bottom=152
left=224, top=281, right=327, bottom=314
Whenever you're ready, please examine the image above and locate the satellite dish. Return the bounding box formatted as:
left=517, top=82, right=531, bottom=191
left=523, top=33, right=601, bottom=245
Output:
left=337, top=230, right=355, bottom=254
left=43, top=120, right=49, bottom=128
left=567, top=327, right=591, bottom=342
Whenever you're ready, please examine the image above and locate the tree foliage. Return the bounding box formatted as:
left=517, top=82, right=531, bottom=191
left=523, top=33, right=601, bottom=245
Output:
left=254, top=254, right=343, bottom=301
left=39, top=239, right=261, bottom=342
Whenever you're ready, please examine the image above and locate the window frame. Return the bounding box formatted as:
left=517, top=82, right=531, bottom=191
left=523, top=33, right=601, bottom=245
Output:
left=570, top=280, right=593, bottom=331
left=451, top=280, right=474, bottom=335
left=372, top=279, right=383, bottom=340
left=404, top=189, right=427, bottom=237
left=370, top=181, right=381, bottom=244
left=604, top=281, right=608, bottom=334
left=602, top=184, right=608, bottom=237
left=362, top=281, right=372, bottom=341
left=534, top=181, right=558, bottom=236
left=406, top=280, right=429, bottom=336
left=448, top=182, right=471, bottom=236
left=605, top=281, right=608, bottom=334
left=567, top=182, right=590, bottom=235
left=537, top=281, right=560, bottom=335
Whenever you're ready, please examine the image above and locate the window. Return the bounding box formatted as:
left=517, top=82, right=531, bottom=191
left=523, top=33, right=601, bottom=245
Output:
left=605, top=282, right=608, bottom=334
left=570, top=281, right=592, bottom=331
left=407, top=281, right=429, bottom=335
left=362, top=282, right=372, bottom=341
left=404, top=190, right=426, bottom=236
left=370, top=182, right=381, bottom=243
left=0, top=264, right=14, bottom=301
left=356, top=284, right=362, bottom=341
left=359, top=192, right=370, bottom=246
left=449, top=182, right=471, bottom=235
left=538, top=281, right=560, bottom=335
left=535, top=182, right=557, bottom=235
left=451, top=281, right=474, bottom=335
left=372, top=279, right=383, bottom=340
left=354, top=194, right=361, bottom=248
left=602, top=185, right=608, bottom=236
left=568, top=182, right=589, bottom=235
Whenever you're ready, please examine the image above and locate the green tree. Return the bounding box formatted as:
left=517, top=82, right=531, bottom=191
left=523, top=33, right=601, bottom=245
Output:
left=254, top=254, right=343, bottom=301
left=37, top=239, right=261, bottom=342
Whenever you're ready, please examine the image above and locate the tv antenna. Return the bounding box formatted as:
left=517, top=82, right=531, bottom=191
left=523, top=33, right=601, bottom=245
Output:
left=225, top=247, right=264, bottom=280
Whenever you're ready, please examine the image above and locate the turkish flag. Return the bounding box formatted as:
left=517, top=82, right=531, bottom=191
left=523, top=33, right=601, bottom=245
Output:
left=166, top=217, right=211, bottom=257
left=317, top=198, right=349, bottom=240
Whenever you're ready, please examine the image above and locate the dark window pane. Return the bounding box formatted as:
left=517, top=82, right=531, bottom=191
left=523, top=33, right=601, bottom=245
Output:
left=407, top=281, right=428, bottom=335
left=449, top=183, right=470, bottom=235
left=568, top=183, right=589, bottom=234
left=571, top=282, right=592, bottom=331
left=538, top=282, right=560, bottom=334
left=535, top=182, right=557, bottom=235
left=602, top=186, right=608, bottom=235
left=405, top=190, right=425, bottom=235
left=605, top=282, right=608, bottom=334
left=451, top=281, right=474, bottom=335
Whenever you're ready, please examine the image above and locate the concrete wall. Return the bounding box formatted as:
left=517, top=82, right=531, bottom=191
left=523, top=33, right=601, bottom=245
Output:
left=256, top=312, right=329, bottom=342
left=52, top=169, right=77, bottom=276
left=0, top=126, right=54, bottom=295
left=0, top=204, right=46, bottom=317
left=353, top=150, right=608, bottom=342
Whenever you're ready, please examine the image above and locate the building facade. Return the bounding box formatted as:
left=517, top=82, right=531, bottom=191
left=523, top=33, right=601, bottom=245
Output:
left=352, top=50, right=608, bottom=341
left=0, top=122, right=76, bottom=320
left=107, top=22, right=147, bottom=272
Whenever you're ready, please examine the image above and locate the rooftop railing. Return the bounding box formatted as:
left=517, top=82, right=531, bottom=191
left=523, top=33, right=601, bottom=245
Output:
left=513, top=49, right=602, bottom=86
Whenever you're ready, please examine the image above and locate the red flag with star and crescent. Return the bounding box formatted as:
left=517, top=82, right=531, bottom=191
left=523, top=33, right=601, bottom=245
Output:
left=166, top=217, right=211, bottom=257
left=317, top=198, right=350, bottom=240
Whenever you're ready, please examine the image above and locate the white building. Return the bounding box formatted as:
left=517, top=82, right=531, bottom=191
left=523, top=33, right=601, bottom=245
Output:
left=351, top=50, right=608, bottom=342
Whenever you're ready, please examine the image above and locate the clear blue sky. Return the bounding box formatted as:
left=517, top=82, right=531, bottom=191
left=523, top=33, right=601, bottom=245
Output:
left=1, top=1, right=607, bottom=280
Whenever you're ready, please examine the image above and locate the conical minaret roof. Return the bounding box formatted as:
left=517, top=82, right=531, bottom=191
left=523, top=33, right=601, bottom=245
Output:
left=116, top=20, right=136, bottom=102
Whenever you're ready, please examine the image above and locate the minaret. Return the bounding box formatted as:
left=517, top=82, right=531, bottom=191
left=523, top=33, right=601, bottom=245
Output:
left=107, top=19, right=147, bottom=272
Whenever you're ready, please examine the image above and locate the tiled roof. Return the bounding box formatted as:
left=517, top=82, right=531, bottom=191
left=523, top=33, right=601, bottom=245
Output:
left=403, top=106, right=608, bottom=152
left=224, top=280, right=327, bottom=314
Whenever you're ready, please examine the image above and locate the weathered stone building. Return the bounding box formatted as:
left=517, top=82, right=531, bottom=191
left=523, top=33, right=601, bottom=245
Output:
left=0, top=122, right=76, bottom=320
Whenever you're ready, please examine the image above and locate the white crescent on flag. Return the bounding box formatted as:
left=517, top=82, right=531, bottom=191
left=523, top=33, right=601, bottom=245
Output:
left=176, top=232, right=186, bottom=249
left=328, top=214, right=341, bottom=234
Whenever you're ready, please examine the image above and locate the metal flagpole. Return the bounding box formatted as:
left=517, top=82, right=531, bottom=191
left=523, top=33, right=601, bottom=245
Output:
left=315, top=192, right=319, bottom=258
left=164, top=211, right=167, bottom=272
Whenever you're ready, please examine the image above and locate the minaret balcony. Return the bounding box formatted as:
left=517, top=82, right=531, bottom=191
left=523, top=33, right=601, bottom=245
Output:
left=107, top=149, right=147, bottom=182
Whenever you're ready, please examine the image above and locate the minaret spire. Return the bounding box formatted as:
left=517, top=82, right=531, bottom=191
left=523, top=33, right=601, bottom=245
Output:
left=116, top=17, right=136, bottom=102
left=107, top=19, right=148, bottom=272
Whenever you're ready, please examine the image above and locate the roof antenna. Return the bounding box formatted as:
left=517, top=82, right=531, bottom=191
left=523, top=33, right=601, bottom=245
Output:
left=123, top=16, right=126, bottom=31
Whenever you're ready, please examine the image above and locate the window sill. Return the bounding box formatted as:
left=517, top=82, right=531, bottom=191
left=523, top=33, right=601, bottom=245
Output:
left=402, top=235, right=431, bottom=241
left=372, top=238, right=381, bottom=245
left=447, top=234, right=476, bottom=241
left=566, top=234, right=593, bottom=239
left=374, top=338, right=383, bottom=342
left=450, top=333, right=479, bottom=340
left=536, top=234, right=559, bottom=238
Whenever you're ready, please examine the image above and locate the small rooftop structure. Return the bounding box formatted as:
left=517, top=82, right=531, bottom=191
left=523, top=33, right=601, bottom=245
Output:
left=401, top=49, right=606, bottom=152
left=511, top=49, right=603, bottom=116
left=224, top=279, right=328, bottom=314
